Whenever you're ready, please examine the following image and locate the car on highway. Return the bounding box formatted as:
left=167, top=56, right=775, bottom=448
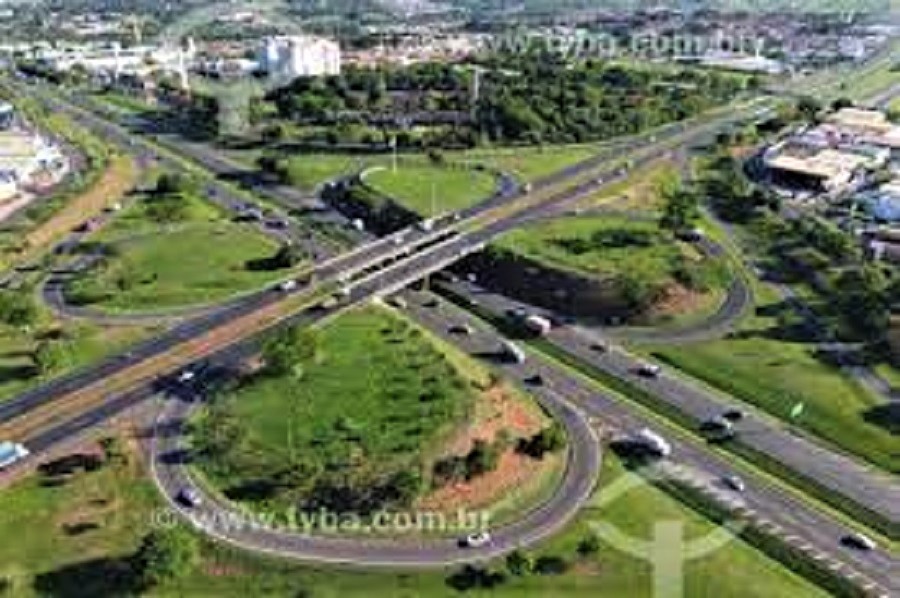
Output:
left=388, top=296, right=408, bottom=309
left=722, top=409, right=745, bottom=422
left=177, top=487, right=202, bottom=508
left=277, top=280, right=298, bottom=292
left=637, top=363, right=662, bottom=378
left=723, top=475, right=746, bottom=492
left=525, top=373, right=544, bottom=387
left=449, top=324, right=473, bottom=336
left=590, top=342, right=609, bottom=353
left=842, top=533, right=877, bottom=551
left=461, top=531, right=492, bottom=548
left=0, top=441, right=29, bottom=469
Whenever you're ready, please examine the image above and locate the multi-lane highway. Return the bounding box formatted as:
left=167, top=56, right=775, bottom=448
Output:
left=146, top=288, right=900, bottom=593
left=0, top=81, right=897, bottom=595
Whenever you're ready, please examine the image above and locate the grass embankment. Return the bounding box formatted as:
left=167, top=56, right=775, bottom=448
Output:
left=0, top=320, right=155, bottom=405
left=363, top=164, right=497, bottom=216
left=0, top=441, right=825, bottom=597
left=65, top=193, right=286, bottom=312
left=644, top=301, right=900, bottom=475
left=277, top=153, right=385, bottom=192
left=193, top=306, right=558, bottom=521
left=450, top=144, right=600, bottom=183
left=495, top=215, right=729, bottom=324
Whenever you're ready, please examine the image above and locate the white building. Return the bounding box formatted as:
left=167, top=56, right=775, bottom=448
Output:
left=258, top=36, right=341, bottom=80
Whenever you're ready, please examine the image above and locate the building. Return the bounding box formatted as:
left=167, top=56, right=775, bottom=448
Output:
left=763, top=107, right=900, bottom=194
left=763, top=142, right=874, bottom=192
left=825, top=108, right=900, bottom=149
left=258, top=36, right=341, bottom=80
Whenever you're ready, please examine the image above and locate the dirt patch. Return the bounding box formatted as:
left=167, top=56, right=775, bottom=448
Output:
left=641, top=283, right=714, bottom=321
left=418, top=451, right=560, bottom=513
left=441, top=383, right=544, bottom=456
left=418, top=384, right=558, bottom=513
left=22, top=154, right=136, bottom=257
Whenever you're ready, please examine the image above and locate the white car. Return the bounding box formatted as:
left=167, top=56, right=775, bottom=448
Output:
left=637, top=363, right=662, bottom=378
left=723, top=475, right=746, bottom=493
left=278, top=280, right=298, bottom=292
left=463, top=531, right=492, bottom=548
left=177, top=370, right=196, bottom=384
left=177, top=487, right=202, bottom=508
left=843, top=533, right=877, bottom=551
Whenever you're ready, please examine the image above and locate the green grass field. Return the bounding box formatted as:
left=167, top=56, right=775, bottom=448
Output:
left=498, top=216, right=683, bottom=281
left=449, top=144, right=599, bottom=183
left=0, top=444, right=825, bottom=597
left=645, top=298, right=900, bottom=474
left=65, top=195, right=286, bottom=312
left=363, top=164, right=497, bottom=215
left=0, top=321, right=155, bottom=404
left=279, top=153, right=385, bottom=192
left=194, top=307, right=479, bottom=512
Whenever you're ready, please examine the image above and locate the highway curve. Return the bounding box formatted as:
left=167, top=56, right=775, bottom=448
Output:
left=149, top=350, right=601, bottom=568
left=512, top=206, right=754, bottom=345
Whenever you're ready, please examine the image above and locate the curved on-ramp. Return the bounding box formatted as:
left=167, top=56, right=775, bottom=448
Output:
left=149, top=386, right=601, bottom=568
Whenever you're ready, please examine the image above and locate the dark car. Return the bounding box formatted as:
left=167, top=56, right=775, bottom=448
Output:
left=525, top=374, right=544, bottom=387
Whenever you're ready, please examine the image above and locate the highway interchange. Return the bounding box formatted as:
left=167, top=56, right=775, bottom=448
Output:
left=0, top=80, right=898, bottom=594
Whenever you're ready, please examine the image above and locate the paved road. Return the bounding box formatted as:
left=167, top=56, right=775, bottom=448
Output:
left=0, top=79, right=744, bottom=435
left=433, top=278, right=900, bottom=528
left=143, top=290, right=898, bottom=591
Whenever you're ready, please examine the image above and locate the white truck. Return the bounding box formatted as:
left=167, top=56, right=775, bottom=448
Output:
left=0, top=441, right=29, bottom=469
left=524, top=314, right=553, bottom=336
left=633, top=428, right=671, bottom=458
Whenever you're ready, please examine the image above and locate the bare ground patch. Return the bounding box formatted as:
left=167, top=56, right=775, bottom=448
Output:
left=418, top=384, right=562, bottom=513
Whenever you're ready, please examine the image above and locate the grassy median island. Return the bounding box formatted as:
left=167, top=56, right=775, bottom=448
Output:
left=0, top=440, right=825, bottom=597
left=64, top=181, right=290, bottom=312
left=645, top=295, right=900, bottom=474
left=362, top=163, right=497, bottom=215
left=190, top=306, right=563, bottom=526
left=495, top=215, right=729, bottom=324
left=452, top=144, right=599, bottom=183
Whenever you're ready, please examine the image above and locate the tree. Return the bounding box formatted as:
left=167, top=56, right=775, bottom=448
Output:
left=577, top=534, right=601, bottom=556
left=832, top=265, right=890, bottom=342
left=99, top=436, right=128, bottom=467
left=519, top=423, right=566, bottom=459
left=0, top=291, right=39, bottom=329
left=832, top=97, right=854, bottom=111
left=132, top=529, right=199, bottom=588
left=32, top=339, right=71, bottom=375
left=192, top=402, right=248, bottom=461
left=506, top=550, right=533, bottom=575
left=658, top=177, right=699, bottom=234
left=154, top=173, right=197, bottom=198
left=262, top=326, right=322, bottom=376
left=796, top=96, right=822, bottom=122
left=269, top=243, right=306, bottom=269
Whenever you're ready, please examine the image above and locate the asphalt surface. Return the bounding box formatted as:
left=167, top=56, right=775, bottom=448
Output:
left=0, top=79, right=747, bottom=435
left=3, top=83, right=896, bottom=588
left=434, top=277, right=900, bottom=527
left=144, top=289, right=899, bottom=590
